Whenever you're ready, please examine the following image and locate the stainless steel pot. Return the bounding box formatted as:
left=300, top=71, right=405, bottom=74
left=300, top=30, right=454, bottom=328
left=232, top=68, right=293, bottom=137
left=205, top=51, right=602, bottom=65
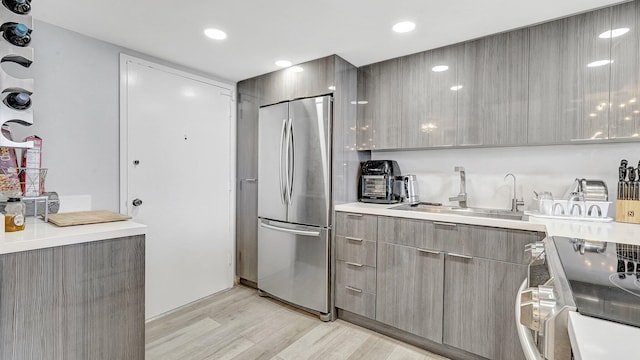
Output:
left=575, top=178, right=608, bottom=201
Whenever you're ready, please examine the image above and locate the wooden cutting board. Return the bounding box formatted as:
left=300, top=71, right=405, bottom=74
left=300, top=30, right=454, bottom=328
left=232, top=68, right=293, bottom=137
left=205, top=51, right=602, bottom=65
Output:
left=47, top=210, right=131, bottom=227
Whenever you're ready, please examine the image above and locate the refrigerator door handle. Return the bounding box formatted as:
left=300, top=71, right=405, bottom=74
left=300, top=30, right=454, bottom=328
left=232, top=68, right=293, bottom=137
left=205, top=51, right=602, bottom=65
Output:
left=287, top=118, right=295, bottom=205
left=279, top=119, right=287, bottom=204
left=259, top=221, right=320, bottom=237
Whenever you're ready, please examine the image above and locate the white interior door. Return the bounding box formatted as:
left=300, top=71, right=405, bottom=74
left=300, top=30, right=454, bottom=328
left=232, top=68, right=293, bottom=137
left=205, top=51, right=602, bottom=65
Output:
left=120, top=55, right=235, bottom=319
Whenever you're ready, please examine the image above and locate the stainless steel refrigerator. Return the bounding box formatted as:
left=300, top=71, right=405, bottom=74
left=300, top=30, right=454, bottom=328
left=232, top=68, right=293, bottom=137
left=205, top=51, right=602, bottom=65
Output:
left=257, top=95, right=332, bottom=316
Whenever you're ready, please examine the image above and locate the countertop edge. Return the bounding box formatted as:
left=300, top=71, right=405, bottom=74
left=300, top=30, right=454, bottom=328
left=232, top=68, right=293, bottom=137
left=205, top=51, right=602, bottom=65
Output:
left=335, top=202, right=640, bottom=244
left=0, top=219, right=147, bottom=254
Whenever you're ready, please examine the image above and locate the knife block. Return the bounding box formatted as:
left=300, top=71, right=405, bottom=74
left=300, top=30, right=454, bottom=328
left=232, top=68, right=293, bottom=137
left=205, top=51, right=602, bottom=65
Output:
left=615, top=200, right=640, bottom=224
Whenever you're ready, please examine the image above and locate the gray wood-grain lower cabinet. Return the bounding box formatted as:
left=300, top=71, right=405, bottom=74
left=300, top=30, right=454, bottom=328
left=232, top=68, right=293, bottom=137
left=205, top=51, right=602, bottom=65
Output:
left=609, top=1, right=640, bottom=139
left=0, top=235, right=145, bottom=360
left=443, top=255, right=527, bottom=360
left=400, top=46, right=459, bottom=148
left=357, top=59, right=402, bottom=150
left=335, top=212, right=378, bottom=319
left=376, top=242, right=444, bottom=343
left=458, top=30, right=529, bottom=146
left=342, top=214, right=541, bottom=359
left=527, top=7, right=611, bottom=143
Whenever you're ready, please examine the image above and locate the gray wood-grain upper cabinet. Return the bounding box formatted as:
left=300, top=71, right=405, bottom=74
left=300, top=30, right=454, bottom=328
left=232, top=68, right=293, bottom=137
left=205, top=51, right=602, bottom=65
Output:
left=258, top=56, right=336, bottom=107
left=609, top=1, right=640, bottom=139
left=236, top=79, right=260, bottom=283
left=527, top=7, right=612, bottom=143
left=376, top=217, right=444, bottom=343
left=335, top=212, right=378, bottom=319
left=0, top=236, right=145, bottom=360
left=458, top=30, right=529, bottom=146
left=357, top=59, right=402, bottom=150
left=400, top=46, right=459, bottom=148
left=289, top=56, right=335, bottom=100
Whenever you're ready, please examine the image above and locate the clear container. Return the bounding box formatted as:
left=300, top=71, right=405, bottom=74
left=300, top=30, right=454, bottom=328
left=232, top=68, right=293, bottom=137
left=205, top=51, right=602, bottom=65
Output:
left=4, top=197, right=25, bottom=232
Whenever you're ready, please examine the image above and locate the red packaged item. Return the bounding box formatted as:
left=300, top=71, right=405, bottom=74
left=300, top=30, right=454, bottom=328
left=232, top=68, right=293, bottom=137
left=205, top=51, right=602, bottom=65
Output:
left=0, top=125, right=21, bottom=196
left=21, top=135, right=42, bottom=196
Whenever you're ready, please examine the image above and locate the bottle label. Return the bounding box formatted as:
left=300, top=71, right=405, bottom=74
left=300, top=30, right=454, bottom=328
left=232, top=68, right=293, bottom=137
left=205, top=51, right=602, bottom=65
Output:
left=13, top=214, right=24, bottom=226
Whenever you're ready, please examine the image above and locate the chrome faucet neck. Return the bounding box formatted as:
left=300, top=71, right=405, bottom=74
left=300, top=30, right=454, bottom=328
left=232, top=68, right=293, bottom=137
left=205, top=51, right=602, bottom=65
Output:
left=449, top=166, right=468, bottom=208
left=504, top=173, right=524, bottom=213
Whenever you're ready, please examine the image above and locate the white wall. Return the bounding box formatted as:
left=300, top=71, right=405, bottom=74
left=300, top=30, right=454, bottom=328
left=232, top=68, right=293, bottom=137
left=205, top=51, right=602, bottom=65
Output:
left=3, top=21, right=231, bottom=211
left=372, top=142, right=639, bottom=216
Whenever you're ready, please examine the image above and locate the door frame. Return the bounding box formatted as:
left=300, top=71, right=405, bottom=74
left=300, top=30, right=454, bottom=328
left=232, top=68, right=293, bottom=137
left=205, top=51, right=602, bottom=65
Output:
left=118, top=53, right=237, bottom=278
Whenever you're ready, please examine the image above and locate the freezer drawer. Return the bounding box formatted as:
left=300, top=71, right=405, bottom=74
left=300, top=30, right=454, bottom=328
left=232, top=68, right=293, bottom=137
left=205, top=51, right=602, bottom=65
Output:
left=257, top=218, right=329, bottom=314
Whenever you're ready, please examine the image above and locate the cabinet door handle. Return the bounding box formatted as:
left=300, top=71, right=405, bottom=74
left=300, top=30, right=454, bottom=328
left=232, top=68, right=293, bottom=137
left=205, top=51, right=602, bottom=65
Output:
left=447, top=252, right=473, bottom=260
left=242, top=178, right=257, bottom=182
left=345, top=236, right=363, bottom=242
left=345, top=261, right=363, bottom=267
left=346, top=213, right=363, bottom=217
left=433, top=222, right=457, bottom=227
left=417, top=248, right=441, bottom=255
left=345, top=285, right=363, bottom=293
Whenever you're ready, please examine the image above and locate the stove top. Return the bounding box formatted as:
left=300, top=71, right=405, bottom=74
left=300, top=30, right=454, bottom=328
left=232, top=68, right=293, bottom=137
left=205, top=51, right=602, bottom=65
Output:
left=552, top=237, right=640, bottom=328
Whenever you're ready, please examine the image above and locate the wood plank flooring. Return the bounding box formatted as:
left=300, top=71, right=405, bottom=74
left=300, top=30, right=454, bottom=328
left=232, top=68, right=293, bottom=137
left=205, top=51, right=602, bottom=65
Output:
left=145, top=285, right=449, bottom=360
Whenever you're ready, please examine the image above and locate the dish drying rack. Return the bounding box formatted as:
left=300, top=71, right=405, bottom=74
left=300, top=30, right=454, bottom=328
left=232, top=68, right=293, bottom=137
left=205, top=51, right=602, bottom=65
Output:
left=0, top=167, right=58, bottom=222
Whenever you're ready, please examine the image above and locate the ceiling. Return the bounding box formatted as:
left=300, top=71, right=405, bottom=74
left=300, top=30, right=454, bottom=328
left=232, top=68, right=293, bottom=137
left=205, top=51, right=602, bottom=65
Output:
left=33, top=0, right=626, bottom=82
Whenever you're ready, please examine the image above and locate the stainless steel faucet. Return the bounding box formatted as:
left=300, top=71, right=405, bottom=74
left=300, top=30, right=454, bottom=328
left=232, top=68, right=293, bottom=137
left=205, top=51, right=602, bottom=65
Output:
left=504, top=173, right=525, bottom=213
left=449, top=166, right=467, bottom=208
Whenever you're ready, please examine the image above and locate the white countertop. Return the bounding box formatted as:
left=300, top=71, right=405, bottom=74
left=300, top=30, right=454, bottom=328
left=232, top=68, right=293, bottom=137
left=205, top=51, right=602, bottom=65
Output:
left=335, top=202, right=640, bottom=245
left=568, top=311, right=640, bottom=360
left=0, top=217, right=147, bottom=254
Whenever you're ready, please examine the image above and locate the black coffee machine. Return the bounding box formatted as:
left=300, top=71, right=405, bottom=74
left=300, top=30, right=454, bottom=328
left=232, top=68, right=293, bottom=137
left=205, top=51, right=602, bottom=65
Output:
left=358, top=160, right=402, bottom=203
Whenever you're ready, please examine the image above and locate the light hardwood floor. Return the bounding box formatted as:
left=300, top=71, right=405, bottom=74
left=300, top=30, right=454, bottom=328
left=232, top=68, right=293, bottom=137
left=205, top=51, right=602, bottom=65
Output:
left=145, top=285, right=449, bottom=360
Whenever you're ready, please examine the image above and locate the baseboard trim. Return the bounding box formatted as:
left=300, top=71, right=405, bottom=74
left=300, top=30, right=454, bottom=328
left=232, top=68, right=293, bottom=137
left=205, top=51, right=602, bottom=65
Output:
left=337, top=309, right=487, bottom=360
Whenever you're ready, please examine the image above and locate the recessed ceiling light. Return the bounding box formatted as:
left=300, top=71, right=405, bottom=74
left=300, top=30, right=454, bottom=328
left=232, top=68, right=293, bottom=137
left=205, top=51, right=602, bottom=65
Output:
left=290, top=66, right=304, bottom=73
left=204, top=28, right=227, bottom=40
left=392, top=21, right=416, bottom=33
left=450, top=85, right=463, bottom=91
left=275, top=60, right=292, bottom=68
left=432, top=65, right=449, bottom=72
left=599, top=28, right=630, bottom=38
left=587, top=59, right=613, bottom=67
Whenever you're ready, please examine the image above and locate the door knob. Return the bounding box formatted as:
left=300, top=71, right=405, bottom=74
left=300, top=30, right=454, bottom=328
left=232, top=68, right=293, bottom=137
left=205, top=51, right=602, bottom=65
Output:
left=132, top=198, right=143, bottom=207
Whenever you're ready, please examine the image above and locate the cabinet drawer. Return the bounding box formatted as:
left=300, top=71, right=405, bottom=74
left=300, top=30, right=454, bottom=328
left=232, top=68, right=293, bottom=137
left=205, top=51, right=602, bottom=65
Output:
left=435, top=223, right=543, bottom=264
left=335, top=284, right=376, bottom=319
left=335, top=212, right=377, bottom=241
left=336, top=260, right=376, bottom=294
left=336, top=236, right=376, bottom=267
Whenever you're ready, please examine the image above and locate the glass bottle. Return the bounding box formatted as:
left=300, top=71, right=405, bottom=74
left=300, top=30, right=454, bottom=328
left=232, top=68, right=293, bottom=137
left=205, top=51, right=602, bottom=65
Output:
left=1, top=23, right=31, bottom=47
left=1, top=0, right=31, bottom=15
left=3, top=92, right=31, bottom=110
left=5, top=197, right=25, bottom=232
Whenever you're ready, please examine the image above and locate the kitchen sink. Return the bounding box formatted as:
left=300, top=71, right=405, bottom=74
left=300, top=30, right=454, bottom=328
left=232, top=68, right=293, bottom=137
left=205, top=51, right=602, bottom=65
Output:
left=392, top=203, right=527, bottom=221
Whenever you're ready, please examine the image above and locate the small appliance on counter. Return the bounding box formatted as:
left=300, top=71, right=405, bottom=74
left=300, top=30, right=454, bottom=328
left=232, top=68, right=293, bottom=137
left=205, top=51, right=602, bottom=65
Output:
left=358, top=160, right=402, bottom=204
left=395, top=174, right=420, bottom=205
